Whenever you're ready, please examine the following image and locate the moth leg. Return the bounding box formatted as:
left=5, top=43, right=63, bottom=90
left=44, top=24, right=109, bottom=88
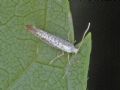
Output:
left=62, top=54, right=71, bottom=79
left=62, top=71, right=67, bottom=79
left=49, top=51, right=64, bottom=64
left=62, top=64, right=70, bottom=79
left=67, top=54, right=71, bottom=65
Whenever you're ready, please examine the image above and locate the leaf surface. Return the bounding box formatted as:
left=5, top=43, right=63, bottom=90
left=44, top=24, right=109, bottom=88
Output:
left=0, top=0, right=91, bottom=90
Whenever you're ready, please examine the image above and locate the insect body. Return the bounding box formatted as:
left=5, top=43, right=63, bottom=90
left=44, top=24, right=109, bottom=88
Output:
left=26, top=25, right=79, bottom=53
left=26, top=22, right=90, bottom=54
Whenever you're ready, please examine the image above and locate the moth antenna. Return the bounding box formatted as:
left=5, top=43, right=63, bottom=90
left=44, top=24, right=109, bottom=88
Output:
left=77, top=22, right=91, bottom=51
left=82, top=22, right=90, bottom=41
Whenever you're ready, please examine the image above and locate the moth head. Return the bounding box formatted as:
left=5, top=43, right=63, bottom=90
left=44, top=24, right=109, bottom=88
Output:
left=73, top=48, right=79, bottom=54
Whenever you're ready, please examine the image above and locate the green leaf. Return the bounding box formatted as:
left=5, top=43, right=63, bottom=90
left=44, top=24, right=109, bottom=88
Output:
left=0, top=0, right=92, bottom=90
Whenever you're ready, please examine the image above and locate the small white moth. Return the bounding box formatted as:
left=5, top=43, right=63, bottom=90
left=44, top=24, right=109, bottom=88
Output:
left=26, top=22, right=90, bottom=54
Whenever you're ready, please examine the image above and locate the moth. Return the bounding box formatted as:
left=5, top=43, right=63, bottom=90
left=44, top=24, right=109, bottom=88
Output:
left=26, top=23, right=90, bottom=78
left=26, top=22, right=90, bottom=54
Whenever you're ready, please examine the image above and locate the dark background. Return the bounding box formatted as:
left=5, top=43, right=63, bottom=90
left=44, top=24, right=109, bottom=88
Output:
left=69, top=0, right=120, bottom=90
